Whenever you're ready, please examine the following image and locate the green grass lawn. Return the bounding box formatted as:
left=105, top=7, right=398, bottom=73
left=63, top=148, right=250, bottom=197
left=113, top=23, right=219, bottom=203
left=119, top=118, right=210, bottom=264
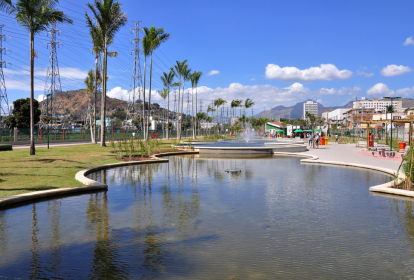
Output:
left=0, top=144, right=121, bottom=199
left=0, top=136, right=232, bottom=199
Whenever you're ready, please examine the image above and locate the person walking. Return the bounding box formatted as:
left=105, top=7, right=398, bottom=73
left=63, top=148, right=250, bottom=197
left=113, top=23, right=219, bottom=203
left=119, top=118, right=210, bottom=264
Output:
left=335, top=134, right=338, bottom=143
left=308, top=133, right=312, bottom=146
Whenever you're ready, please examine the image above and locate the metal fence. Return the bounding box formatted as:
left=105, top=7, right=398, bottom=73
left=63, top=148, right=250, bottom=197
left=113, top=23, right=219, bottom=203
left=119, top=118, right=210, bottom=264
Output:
left=0, top=127, right=226, bottom=142
left=330, top=126, right=410, bottom=143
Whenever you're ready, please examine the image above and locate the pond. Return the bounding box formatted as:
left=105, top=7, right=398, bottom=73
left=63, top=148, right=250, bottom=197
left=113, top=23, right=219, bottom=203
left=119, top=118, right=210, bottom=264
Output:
left=0, top=155, right=413, bottom=279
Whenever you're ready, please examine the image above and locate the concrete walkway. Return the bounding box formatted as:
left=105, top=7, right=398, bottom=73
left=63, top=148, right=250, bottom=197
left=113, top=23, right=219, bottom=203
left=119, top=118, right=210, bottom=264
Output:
left=297, top=143, right=402, bottom=171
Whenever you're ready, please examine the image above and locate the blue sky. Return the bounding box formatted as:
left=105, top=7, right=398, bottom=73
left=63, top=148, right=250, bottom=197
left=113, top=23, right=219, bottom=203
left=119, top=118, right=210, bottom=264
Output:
left=2, top=0, right=414, bottom=115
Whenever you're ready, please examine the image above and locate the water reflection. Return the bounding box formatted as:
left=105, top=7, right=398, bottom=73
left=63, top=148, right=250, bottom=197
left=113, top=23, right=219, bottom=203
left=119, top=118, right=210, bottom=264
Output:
left=1, top=155, right=414, bottom=278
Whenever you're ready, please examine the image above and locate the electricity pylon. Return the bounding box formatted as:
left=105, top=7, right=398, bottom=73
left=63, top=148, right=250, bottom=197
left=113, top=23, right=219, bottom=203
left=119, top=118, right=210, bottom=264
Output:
left=41, top=22, right=63, bottom=129
left=0, top=25, right=10, bottom=128
left=125, top=21, right=143, bottom=129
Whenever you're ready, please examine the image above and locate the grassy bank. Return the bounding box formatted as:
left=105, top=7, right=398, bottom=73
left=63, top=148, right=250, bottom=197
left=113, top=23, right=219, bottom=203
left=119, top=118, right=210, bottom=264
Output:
left=0, top=136, right=232, bottom=199
left=0, top=144, right=120, bottom=199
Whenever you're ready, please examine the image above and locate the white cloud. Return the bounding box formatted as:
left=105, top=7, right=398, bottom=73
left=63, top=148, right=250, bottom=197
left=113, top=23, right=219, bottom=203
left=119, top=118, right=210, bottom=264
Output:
left=107, top=87, right=129, bottom=100
left=36, top=94, right=46, bottom=102
left=357, top=70, right=374, bottom=77
left=189, top=82, right=364, bottom=111
left=367, top=83, right=394, bottom=95
left=5, top=79, right=44, bottom=91
left=320, top=86, right=361, bottom=95
left=381, top=64, right=412, bottom=77
left=207, top=70, right=220, bottom=76
left=265, top=63, right=352, bottom=82
left=107, top=87, right=159, bottom=102
left=404, top=37, right=414, bottom=46
left=396, top=86, right=414, bottom=96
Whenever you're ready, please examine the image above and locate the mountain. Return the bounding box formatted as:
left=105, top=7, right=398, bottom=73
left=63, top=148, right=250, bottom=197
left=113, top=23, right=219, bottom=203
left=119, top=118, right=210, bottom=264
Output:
left=253, top=98, right=414, bottom=120
left=253, top=99, right=353, bottom=119
left=39, top=89, right=166, bottom=122
left=39, top=89, right=128, bottom=121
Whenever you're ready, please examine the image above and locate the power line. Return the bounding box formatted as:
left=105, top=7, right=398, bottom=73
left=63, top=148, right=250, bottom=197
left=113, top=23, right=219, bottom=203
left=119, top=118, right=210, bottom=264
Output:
left=125, top=21, right=143, bottom=129
left=0, top=25, right=11, bottom=126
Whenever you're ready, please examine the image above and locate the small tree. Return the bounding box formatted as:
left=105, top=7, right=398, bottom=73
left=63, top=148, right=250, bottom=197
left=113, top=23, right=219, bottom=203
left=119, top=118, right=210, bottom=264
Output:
left=306, top=111, right=316, bottom=147
left=5, top=98, right=41, bottom=128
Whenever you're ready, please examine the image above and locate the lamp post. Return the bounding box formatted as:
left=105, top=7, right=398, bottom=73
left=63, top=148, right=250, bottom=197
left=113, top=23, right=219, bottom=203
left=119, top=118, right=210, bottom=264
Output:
left=46, top=93, right=51, bottom=149
left=383, top=96, right=400, bottom=151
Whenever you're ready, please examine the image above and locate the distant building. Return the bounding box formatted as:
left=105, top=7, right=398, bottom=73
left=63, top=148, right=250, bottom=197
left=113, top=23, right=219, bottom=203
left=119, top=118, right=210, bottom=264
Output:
left=230, top=117, right=239, bottom=126
left=353, top=97, right=402, bottom=113
left=200, top=122, right=216, bottom=129
left=265, top=122, right=287, bottom=136
left=321, top=108, right=351, bottom=123
left=303, top=101, right=318, bottom=119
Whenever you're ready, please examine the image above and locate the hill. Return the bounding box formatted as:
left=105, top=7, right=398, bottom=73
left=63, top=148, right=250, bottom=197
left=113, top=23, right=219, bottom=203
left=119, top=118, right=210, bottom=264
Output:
left=254, top=98, right=414, bottom=119
left=40, top=89, right=165, bottom=122
left=254, top=99, right=353, bottom=119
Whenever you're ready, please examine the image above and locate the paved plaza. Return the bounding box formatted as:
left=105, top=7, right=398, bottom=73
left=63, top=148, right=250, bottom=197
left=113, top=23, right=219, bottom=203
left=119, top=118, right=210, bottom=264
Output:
left=298, top=142, right=402, bottom=172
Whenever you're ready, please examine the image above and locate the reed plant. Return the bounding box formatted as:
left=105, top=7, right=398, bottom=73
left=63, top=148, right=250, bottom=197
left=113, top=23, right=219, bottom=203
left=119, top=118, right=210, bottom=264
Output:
left=116, top=138, right=123, bottom=158
left=109, top=137, right=116, bottom=153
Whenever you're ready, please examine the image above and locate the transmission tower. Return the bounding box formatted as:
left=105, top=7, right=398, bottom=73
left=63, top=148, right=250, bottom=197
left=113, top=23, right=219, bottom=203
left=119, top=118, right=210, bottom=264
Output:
left=41, top=22, right=63, bottom=128
left=0, top=25, right=10, bottom=127
left=125, top=21, right=143, bottom=129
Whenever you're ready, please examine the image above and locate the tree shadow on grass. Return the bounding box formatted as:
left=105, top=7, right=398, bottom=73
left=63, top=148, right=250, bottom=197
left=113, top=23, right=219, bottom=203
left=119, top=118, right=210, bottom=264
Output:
left=0, top=173, right=61, bottom=177
left=0, top=186, right=60, bottom=192
left=25, top=158, right=82, bottom=164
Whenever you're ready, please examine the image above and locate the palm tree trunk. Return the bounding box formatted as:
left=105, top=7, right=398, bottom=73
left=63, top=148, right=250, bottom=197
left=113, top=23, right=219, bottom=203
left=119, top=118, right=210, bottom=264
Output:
left=195, top=87, right=198, bottom=138
left=180, top=84, right=185, bottom=140
left=89, top=95, right=94, bottom=142
left=192, top=88, right=195, bottom=139
left=216, top=106, right=219, bottom=135
left=142, top=57, right=147, bottom=140
left=167, top=87, right=170, bottom=140
left=30, top=29, right=35, bottom=155
left=100, top=42, right=107, bottom=147
left=93, top=54, right=99, bottom=144
left=147, top=52, right=153, bottom=141
left=177, top=77, right=181, bottom=140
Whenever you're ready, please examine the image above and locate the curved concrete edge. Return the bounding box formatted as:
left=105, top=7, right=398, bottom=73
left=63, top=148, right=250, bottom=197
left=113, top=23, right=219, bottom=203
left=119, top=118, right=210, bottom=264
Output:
left=0, top=150, right=198, bottom=209
left=0, top=185, right=107, bottom=208
left=274, top=151, right=411, bottom=198
left=300, top=158, right=407, bottom=197
left=75, top=151, right=198, bottom=186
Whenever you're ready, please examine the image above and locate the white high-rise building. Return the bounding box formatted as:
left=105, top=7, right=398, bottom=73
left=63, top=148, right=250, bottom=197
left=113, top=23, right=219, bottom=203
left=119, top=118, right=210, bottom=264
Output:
left=353, top=97, right=402, bottom=113
left=303, top=101, right=318, bottom=119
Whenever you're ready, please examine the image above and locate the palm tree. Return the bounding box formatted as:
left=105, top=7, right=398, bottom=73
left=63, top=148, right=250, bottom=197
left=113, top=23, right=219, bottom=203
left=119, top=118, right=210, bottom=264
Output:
left=244, top=98, right=255, bottom=129
left=158, top=88, right=168, bottom=137
left=85, top=19, right=116, bottom=143
left=172, top=60, right=189, bottom=139
left=84, top=70, right=96, bottom=142
left=214, top=98, right=227, bottom=135
left=196, top=112, right=207, bottom=135
left=143, top=26, right=170, bottom=140
left=1, top=0, right=72, bottom=155
left=85, top=22, right=103, bottom=144
left=171, top=82, right=181, bottom=135
left=385, top=105, right=394, bottom=144
left=189, top=71, right=202, bottom=139
left=140, top=34, right=151, bottom=140
left=86, top=0, right=127, bottom=147
left=160, top=70, right=175, bottom=140
left=181, top=67, right=191, bottom=139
